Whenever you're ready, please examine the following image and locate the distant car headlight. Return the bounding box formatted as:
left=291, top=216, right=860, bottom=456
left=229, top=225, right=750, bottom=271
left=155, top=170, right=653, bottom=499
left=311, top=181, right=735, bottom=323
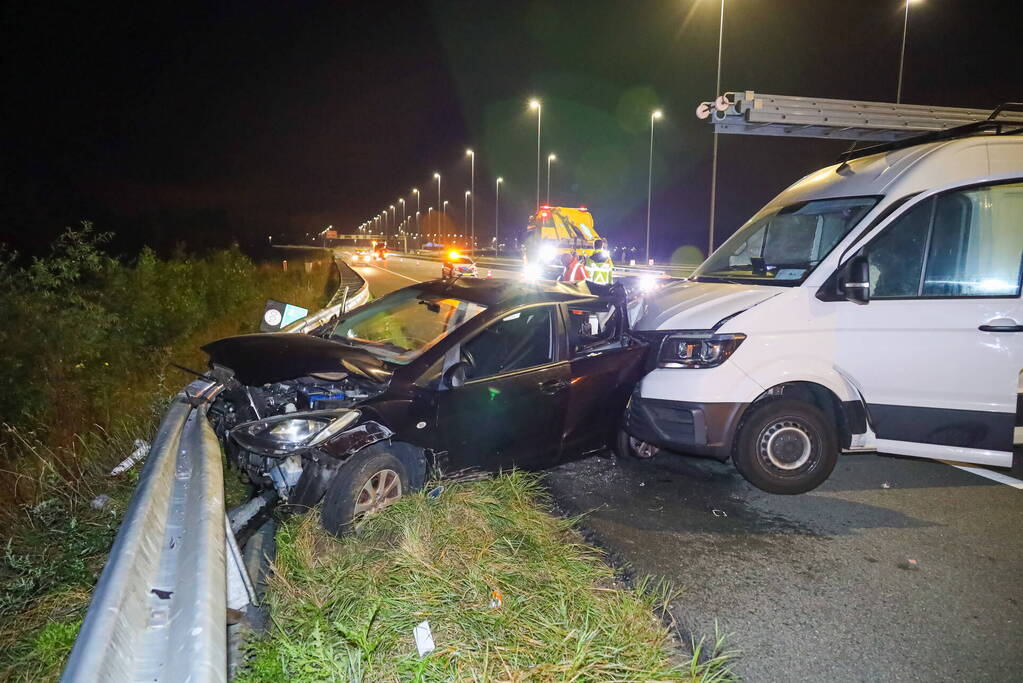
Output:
left=231, top=409, right=361, bottom=454
left=657, top=332, right=745, bottom=369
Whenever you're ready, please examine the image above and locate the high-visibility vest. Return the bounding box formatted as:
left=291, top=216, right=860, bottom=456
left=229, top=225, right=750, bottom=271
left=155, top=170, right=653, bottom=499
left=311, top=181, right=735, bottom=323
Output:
left=561, top=259, right=588, bottom=282
left=587, top=259, right=613, bottom=284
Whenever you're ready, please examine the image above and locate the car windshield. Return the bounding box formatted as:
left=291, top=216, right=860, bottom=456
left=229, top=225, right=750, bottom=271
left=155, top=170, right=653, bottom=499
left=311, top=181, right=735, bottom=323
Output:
left=328, top=287, right=486, bottom=364
left=694, top=196, right=879, bottom=285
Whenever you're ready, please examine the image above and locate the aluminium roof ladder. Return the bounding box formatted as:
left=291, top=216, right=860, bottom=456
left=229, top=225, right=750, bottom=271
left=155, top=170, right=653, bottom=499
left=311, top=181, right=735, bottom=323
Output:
left=697, top=91, right=1023, bottom=142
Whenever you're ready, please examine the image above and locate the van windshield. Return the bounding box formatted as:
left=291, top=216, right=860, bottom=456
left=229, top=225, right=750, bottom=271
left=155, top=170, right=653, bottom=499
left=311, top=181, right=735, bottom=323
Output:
left=694, top=196, right=879, bottom=285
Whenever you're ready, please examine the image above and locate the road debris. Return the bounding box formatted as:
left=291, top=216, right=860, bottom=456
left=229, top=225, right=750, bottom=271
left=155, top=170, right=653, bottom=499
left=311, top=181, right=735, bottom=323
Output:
left=897, top=558, right=920, bottom=571
left=881, top=482, right=892, bottom=489
left=413, top=620, right=435, bottom=657
left=489, top=590, right=503, bottom=609
left=109, top=438, right=151, bottom=476
left=90, top=493, right=114, bottom=510
left=712, top=509, right=728, bottom=517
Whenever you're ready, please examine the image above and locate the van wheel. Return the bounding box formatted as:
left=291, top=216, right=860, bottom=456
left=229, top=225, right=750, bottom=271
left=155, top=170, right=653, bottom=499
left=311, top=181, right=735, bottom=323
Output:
left=321, top=448, right=409, bottom=537
left=733, top=399, right=837, bottom=494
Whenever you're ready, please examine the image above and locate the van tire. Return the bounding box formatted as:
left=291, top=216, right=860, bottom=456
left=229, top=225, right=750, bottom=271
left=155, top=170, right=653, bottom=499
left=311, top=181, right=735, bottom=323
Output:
left=321, top=448, right=409, bottom=537
left=733, top=399, right=837, bottom=494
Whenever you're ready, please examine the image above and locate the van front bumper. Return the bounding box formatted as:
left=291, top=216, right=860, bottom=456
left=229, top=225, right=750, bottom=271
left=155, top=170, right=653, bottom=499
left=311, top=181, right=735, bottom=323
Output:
left=623, top=393, right=746, bottom=460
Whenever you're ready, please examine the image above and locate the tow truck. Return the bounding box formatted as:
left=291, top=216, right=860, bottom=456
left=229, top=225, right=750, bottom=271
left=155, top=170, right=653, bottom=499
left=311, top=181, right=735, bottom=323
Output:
left=522, top=205, right=604, bottom=279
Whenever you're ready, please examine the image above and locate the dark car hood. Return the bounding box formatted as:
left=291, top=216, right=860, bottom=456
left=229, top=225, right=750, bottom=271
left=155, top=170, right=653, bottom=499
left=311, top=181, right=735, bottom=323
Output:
left=202, top=333, right=393, bottom=386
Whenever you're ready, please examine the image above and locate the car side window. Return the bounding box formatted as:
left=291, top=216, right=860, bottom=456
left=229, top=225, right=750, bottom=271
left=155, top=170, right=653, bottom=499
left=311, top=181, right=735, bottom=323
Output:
left=460, top=306, right=554, bottom=380
left=566, top=301, right=622, bottom=356
left=866, top=181, right=1023, bottom=298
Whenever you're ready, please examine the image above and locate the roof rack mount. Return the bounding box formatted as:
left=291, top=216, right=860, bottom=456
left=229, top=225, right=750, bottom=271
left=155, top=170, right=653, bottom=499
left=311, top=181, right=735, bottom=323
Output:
left=697, top=91, right=1023, bottom=143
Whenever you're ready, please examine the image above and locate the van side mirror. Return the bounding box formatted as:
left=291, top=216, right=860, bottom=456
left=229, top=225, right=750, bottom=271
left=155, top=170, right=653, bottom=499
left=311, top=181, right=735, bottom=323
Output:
left=840, top=255, right=870, bottom=305
left=441, top=361, right=470, bottom=389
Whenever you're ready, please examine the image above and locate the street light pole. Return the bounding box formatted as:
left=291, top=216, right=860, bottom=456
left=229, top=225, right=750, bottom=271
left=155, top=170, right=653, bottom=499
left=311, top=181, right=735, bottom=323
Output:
left=708, top=0, right=725, bottom=256
left=546, top=153, right=556, bottom=205
left=465, top=149, right=475, bottom=248
left=433, top=173, right=441, bottom=237
left=646, top=109, right=663, bottom=265
left=530, top=99, right=541, bottom=209
left=442, top=200, right=449, bottom=240
left=464, top=190, right=471, bottom=242
left=897, top=0, right=915, bottom=104
left=495, top=177, right=503, bottom=242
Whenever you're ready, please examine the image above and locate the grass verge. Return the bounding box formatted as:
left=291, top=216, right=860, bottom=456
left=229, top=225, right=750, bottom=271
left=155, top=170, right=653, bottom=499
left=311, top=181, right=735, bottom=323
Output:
left=238, top=472, right=737, bottom=682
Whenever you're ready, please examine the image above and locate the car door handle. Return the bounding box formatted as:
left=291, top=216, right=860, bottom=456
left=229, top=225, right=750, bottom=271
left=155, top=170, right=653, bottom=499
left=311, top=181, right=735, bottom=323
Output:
left=979, top=317, right=1023, bottom=332
left=538, top=379, right=569, bottom=394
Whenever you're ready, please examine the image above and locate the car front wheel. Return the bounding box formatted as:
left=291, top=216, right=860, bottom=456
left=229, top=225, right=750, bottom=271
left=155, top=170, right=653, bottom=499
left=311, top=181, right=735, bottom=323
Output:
left=732, top=398, right=838, bottom=494
left=321, top=447, right=410, bottom=536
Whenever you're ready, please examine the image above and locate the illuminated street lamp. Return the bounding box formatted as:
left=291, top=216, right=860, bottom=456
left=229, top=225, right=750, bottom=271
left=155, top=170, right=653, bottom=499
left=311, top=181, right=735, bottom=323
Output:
left=645, top=109, right=663, bottom=264
left=433, top=172, right=441, bottom=235
left=897, top=0, right=922, bottom=103
left=546, top=153, right=556, bottom=205
left=495, top=177, right=503, bottom=242
left=529, top=99, right=542, bottom=209
left=412, top=188, right=421, bottom=231
left=465, top=149, right=475, bottom=246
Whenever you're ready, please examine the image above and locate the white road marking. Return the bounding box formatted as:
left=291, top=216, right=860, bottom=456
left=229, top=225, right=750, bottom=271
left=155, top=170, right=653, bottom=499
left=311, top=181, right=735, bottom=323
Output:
left=941, top=461, right=1023, bottom=489
left=364, top=264, right=423, bottom=283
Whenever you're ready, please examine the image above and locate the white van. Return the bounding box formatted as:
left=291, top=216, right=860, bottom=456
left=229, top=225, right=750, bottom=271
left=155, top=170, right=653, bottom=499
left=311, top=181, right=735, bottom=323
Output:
left=624, top=126, right=1023, bottom=493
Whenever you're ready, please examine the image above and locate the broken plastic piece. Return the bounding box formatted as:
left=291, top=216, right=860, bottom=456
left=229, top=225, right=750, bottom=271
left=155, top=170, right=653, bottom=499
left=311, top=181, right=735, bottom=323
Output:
left=489, top=589, right=503, bottom=609
left=712, top=509, right=728, bottom=517
left=413, top=620, right=435, bottom=657
left=110, top=439, right=151, bottom=476
left=427, top=485, right=444, bottom=499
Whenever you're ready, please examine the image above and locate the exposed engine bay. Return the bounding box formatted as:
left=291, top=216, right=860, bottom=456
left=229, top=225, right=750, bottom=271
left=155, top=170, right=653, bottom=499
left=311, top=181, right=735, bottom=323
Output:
left=209, top=371, right=389, bottom=501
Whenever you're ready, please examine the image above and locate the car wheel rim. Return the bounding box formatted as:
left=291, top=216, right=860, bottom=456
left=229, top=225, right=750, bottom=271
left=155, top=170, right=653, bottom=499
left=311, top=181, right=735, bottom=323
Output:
left=352, top=468, right=402, bottom=525
left=759, top=421, right=813, bottom=471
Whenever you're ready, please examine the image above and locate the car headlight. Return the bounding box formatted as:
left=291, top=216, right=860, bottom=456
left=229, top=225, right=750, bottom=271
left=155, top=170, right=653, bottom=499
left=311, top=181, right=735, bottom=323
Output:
left=523, top=263, right=541, bottom=282
left=232, top=409, right=360, bottom=454
left=539, top=244, right=557, bottom=262
left=658, top=332, right=745, bottom=369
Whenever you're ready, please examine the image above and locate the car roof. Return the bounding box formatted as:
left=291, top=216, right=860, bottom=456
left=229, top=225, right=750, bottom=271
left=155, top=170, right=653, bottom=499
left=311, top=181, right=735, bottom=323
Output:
left=415, top=277, right=597, bottom=307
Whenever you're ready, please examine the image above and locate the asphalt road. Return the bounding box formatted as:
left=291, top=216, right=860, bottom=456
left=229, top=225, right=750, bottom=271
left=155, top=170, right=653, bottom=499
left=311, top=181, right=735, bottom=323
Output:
left=351, top=251, right=1023, bottom=682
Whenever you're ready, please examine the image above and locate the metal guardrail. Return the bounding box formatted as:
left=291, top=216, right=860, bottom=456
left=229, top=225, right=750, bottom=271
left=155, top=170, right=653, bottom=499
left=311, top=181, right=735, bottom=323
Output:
left=284, top=257, right=370, bottom=333
left=62, top=384, right=226, bottom=682
left=62, top=257, right=369, bottom=682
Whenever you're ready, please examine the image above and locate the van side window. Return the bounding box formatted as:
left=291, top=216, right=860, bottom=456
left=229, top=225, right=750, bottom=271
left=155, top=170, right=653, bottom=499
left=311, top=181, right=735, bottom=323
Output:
left=866, top=181, right=1023, bottom=298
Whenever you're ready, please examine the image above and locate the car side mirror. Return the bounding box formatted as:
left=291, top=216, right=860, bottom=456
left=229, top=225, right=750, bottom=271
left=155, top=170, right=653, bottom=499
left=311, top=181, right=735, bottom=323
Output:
left=442, top=361, right=470, bottom=389
left=839, top=255, right=870, bottom=305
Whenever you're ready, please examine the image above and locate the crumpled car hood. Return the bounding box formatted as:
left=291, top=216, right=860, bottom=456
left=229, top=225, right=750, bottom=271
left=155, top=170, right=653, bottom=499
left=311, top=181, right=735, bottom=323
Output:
left=202, top=333, right=393, bottom=385
left=634, top=280, right=781, bottom=331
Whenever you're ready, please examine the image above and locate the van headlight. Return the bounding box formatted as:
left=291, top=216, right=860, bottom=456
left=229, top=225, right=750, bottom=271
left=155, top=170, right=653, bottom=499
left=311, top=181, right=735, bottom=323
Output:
left=231, top=410, right=360, bottom=454
left=658, top=332, right=745, bottom=369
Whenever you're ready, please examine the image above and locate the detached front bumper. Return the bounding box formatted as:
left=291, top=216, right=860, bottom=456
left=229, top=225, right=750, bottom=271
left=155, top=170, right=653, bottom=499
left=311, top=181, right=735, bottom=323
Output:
left=623, top=393, right=746, bottom=461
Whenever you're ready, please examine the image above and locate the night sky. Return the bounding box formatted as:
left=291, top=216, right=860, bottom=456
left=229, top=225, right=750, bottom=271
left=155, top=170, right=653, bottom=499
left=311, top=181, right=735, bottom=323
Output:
left=2, top=0, right=1020, bottom=260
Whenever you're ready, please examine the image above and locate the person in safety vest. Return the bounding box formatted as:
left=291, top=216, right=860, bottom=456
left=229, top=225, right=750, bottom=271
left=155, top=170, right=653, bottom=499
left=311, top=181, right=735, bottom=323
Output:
left=586, top=239, right=613, bottom=285
left=558, top=251, right=588, bottom=283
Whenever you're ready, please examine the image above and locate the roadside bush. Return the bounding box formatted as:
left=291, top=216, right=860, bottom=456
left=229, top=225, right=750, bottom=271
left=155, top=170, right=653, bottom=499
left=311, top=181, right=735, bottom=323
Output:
left=0, top=224, right=337, bottom=681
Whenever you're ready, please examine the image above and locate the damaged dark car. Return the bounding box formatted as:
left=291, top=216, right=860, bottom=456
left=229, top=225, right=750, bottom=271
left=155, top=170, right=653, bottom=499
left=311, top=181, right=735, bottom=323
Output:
left=205, top=278, right=648, bottom=535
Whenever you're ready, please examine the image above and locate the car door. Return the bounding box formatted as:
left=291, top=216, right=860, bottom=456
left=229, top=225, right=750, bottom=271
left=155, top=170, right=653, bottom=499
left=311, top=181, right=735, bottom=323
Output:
left=835, top=179, right=1023, bottom=466
left=435, top=304, right=570, bottom=470
left=561, top=299, right=648, bottom=458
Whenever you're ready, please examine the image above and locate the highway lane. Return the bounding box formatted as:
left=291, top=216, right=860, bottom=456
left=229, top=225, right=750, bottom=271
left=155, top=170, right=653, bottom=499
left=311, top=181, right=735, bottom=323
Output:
left=347, top=251, right=1023, bottom=682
